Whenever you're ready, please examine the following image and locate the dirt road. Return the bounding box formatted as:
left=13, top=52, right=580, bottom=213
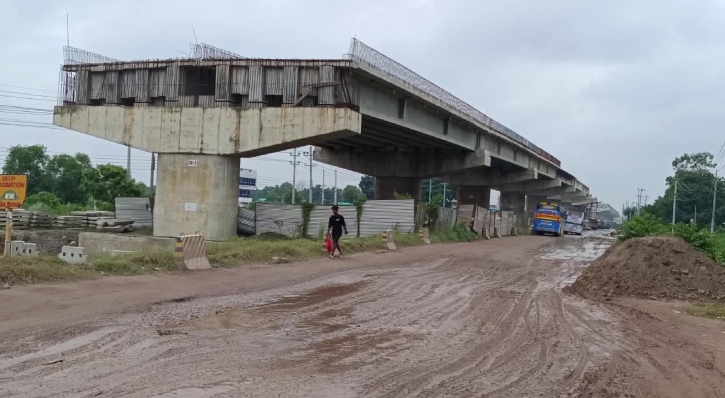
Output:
left=1, top=233, right=724, bottom=397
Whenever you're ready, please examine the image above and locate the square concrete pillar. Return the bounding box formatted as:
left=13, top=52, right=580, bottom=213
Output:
left=526, top=195, right=547, bottom=216
left=500, top=192, right=526, bottom=213
left=374, top=177, right=422, bottom=202
left=457, top=186, right=491, bottom=208
left=154, top=153, right=240, bottom=241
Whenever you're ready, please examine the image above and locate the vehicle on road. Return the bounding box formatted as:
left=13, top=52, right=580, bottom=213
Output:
left=532, top=202, right=567, bottom=236
left=564, top=208, right=585, bottom=235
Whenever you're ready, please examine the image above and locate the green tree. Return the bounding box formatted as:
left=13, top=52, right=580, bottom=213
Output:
left=646, top=152, right=724, bottom=227
left=81, top=164, right=145, bottom=204
left=1, top=144, right=50, bottom=195
left=341, top=185, right=366, bottom=203
left=359, top=175, right=375, bottom=200
left=46, top=153, right=93, bottom=204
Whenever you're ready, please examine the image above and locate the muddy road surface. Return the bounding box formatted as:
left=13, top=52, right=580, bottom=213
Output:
left=1, top=232, right=724, bottom=397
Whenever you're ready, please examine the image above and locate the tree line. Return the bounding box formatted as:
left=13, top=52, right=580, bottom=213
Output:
left=634, top=152, right=725, bottom=228
left=1, top=145, right=149, bottom=211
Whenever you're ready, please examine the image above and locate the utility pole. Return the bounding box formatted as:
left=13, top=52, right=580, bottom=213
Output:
left=712, top=169, right=718, bottom=233
left=290, top=148, right=299, bottom=204
left=334, top=170, right=338, bottom=204
left=442, top=182, right=447, bottom=208
left=149, top=153, right=155, bottom=190
left=322, top=169, right=325, bottom=205
left=671, top=179, right=677, bottom=234
left=126, top=145, right=131, bottom=179
left=428, top=179, right=432, bottom=203
left=305, top=146, right=313, bottom=204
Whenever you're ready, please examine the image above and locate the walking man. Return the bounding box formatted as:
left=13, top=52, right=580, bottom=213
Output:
left=327, top=205, right=348, bottom=258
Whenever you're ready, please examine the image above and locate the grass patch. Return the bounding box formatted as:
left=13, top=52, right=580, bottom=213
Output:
left=685, top=303, right=725, bottom=321
left=0, top=228, right=484, bottom=285
left=431, top=224, right=479, bottom=243
left=0, top=256, right=97, bottom=285
left=91, top=249, right=176, bottom=275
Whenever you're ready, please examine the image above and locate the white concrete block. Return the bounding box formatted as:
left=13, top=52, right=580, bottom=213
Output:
left=111, top=250, right=134, bottom=256
left=21, top=243, right=38, bottom=257
left=10, top=240, right=24, bottom=257
left=58, top=246, right=86, bottom=264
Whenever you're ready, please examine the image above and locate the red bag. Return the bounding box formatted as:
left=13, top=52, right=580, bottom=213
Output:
left=325, top=237, right=333, bottom=253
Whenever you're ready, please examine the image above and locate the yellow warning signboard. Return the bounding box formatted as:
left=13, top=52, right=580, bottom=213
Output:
left=0, top=174, right=28, bottom=209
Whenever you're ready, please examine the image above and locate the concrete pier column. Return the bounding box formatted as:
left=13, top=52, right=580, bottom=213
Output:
left=374, top=177, right=422, bottom=202
left=457, top=186, right=491, bottom=209
left=499, top=192, right=526, bottom=213
left=154, top=153, right=240, bottom=241
left=526, top=195, right=546, bottom=216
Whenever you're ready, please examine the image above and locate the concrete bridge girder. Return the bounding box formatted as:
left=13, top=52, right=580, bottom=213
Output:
left=527, top=185, right=578, bottom=198
left=548, top=192, right=590, bottom=202
left=314, top=148, right=491, bottom=178
left=442, top=168, right=537, bottom=188
left=498, top=177, right=563, bottom=194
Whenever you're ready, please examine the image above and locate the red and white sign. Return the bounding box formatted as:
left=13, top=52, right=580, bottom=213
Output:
left=187, top=159, right=198, bottom=167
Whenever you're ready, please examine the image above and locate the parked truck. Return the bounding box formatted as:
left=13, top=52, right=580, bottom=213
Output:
left=564, top=209, right=584, bottom=235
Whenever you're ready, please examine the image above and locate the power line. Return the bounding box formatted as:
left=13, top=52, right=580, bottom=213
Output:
left=0, top=83, right=55, bottom=93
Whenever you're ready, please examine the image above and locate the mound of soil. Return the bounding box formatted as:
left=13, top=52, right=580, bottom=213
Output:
left=566, top=236, right=725, bottom=301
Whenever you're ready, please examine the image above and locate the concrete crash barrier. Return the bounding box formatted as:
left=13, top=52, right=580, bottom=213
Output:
left=58, top=246, right=86, bottom=264
left=22, top=243, right=38, bottom=257
left=418, top=228, right=431, bottom=244
left=381, top=230, right=397, bottom=251
left=8, top=241, right=38, bottom=257
left=173, top=234, right=211, bottom=270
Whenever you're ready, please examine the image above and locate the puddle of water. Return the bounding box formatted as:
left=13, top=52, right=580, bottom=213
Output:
left=250, top=280, right=370, bottom=313
left=172, top=281, right=369, bottom=332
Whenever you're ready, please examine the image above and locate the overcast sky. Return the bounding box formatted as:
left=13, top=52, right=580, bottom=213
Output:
left=3, top=0, right=725, bottom=210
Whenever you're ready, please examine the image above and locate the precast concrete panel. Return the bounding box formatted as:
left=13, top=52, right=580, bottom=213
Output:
left=249, top=66, right=265, bottom=103
left=231, top=66, right=249, bottom=95
left=283, top=66, right=298, bottom=104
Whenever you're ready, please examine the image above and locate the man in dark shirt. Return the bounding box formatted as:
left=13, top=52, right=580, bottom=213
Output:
left=327, top=205, right=348, bottom=258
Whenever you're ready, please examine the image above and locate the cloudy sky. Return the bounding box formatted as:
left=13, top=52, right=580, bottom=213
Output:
left=3, top=0, right=724, bottom=210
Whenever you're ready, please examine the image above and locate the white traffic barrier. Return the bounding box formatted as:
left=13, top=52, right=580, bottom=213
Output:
left=111, top=250, right=135, bottom=256
left=21, top=243, right=38, bottom=257
left=10, top=240, right=24, bottom=257
left=58, top=246, right=86, bottom=264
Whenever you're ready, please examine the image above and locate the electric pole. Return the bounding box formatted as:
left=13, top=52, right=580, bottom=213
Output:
left=442, top=182, right=447, bottom=208
left=671, top=179, right=677, bottom=233
left=428, top=179, right=432, bottom=203
left=334, top=170, right=338, bottom=204
left=322, top=169, right=325, bottom=205
left=711, top=169, right=718, bottom=233
left=289, top=148, right=299, bottom=204
left=149, top=153, right=155, bottom=190
left=302, top=146, right=313, bottom=204
left=126, top=145, right=131, bottom=179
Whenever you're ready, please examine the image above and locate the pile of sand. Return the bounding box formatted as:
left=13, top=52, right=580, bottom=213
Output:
left=566, top=236, right=725, bottom=301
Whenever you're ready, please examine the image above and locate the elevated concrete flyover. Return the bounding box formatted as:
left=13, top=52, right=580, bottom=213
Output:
left=53, top=40, right=592, bottom=240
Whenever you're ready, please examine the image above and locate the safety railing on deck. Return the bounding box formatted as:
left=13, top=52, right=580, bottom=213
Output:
left=347, top=38, right=561, bottom=167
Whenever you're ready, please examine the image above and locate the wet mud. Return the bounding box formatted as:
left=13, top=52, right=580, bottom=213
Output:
left=1, top=232, right=724, bottom=397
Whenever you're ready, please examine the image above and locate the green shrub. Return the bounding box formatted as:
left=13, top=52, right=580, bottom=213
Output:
left=431, top=223, right=479, bottom=243
left=618, top=214, right=669, bottom=241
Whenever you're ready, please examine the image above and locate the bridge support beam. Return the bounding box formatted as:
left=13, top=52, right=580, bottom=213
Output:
left=315, top=148, right=491, bottom=178
left=153, top=153, right=240, bottom=241
left=374, top=177, right=422, bottom=201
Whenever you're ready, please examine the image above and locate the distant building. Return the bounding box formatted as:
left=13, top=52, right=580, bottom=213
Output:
left=239, top=168, right=257, bottom=204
